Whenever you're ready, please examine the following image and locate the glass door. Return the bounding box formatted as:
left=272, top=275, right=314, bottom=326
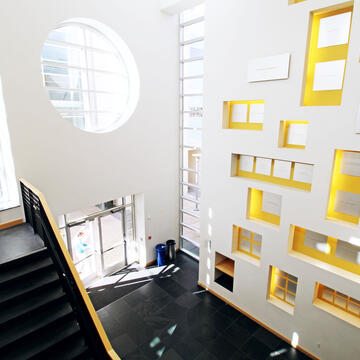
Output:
left=66, top=218, right=99, bottom=283
left=99, top=210, right=126, bottom=276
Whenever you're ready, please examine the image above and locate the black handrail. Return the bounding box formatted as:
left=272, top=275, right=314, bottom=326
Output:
left=20, top=180, right=114, bottom=359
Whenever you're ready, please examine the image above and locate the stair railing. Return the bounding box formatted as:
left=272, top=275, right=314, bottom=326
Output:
left=20, top=178, right=120, bottom=360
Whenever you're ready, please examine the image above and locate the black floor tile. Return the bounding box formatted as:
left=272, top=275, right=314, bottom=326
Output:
left=174, top=291, right=201, bottom=309
left=194, top=349, right=218, bottom=360
left=235, top=313, right=260, bottom=334
left=111, top=333, right=137, bottom=358
left=241, top=337, right=273, bottom=360
left=216, top=304, right=242, bottom=321
left=252, top=327, right=282, bottom=350
left=154, top=277, right=187, bottom=299
left=171, top=334, right=205, bottom=359
left=96, top=252, right=311, bottom=360
left=223, top=321, right=253, bottom=349
left=206, top=334, right=238, bottom=359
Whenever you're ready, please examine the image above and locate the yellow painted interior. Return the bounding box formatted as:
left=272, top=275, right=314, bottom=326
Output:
left=292, top=225, right=360, bottom=276
left=303, top=5, right=353, bottom=106
left=227, top=100, right=264, bottom=130
left=248, top=188, right=280, bottom=226
left=316, top=283, right=360, bottom=319
left=289, top=0, right=306, bottom=4
left=327, top=149, right=360, bottom=225
left=270, top=267, right=297, bottom=307
left=282, top=121, right=308, bottom=149
left=233, top=225, right=261, bottom=260
left=236, top=155, right=312, bottom=191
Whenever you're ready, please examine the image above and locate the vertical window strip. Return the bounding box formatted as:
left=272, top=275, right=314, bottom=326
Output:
left=179, top=4, right=204, bottom=258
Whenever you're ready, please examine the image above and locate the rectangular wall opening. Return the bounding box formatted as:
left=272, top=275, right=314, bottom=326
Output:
left=247, top=188, right=281, bottom=227
left=278, top=121, right=308, bottom=149
left=223, top=100, right=264, bottom=130
left=214, top=252, right=234, bottom=292
left=302, top=3, right=353, bottom=106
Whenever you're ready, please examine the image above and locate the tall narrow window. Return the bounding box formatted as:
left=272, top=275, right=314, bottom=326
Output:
left=179, top=4, right=204, bottom=259
left=0, top=78, right=18, bottom=211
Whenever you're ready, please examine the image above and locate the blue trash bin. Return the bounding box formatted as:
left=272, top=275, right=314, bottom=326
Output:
left=156, top=243, right=167, bottom=266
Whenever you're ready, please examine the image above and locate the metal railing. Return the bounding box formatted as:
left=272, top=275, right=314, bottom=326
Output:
left=20, top=179, right=119, bottom=360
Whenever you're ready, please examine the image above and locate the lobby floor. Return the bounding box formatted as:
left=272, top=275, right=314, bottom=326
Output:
left=97, top=253, right=310, bottom=360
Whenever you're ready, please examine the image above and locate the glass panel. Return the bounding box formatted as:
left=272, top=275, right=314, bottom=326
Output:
left=85, top=28, right=116, bottom=52
left=76, top=255, right=96, bottom=281
left=288, top=274, right=298, bottom=283
left=183, top=129, right=201, bottom=147
left=48, top=25, right=84, bottom=44
left=183, top=60, right=204, bottom=77
left=348, top=300, right=360, bottom=316
left=183, top=95, right=203, bottom=112
left=89, top=51, right=126, bottom=73
left=334, top=294, right=347, bottom=309
left=181, top=226, right=200, bottom=245
left=59, top=228, right=68, bottom=249
left=182, top=185, right=200, bottom=202
left=181, top=198, right=200, bottom=216
left=336, top=240, right=360, bottom=265
left=181, top=4, right=205, bottom=23
left=183, top=78, right=203, bottom=94
left=183, top=113, right=202, bottom=128
left=182, top=238, right=200, bottom=257
left=252, top=242, right=261, bottom=258
left=274, top=275, right=286, bottom=288
left=182, top=41, right=204, bottom=60
left=304, top=230, right=328, bottom=253
left=93, top=72, right=129, bottom=93
left=240, top=239, right=251, bottom=253
left=182, top=148, right=201, bottom=170
left=321, top=286, right=335, bottom=302
left=286, top=292, right=296, bottom=305
left=288, top=280, right=297, bottom=294
left=240, top=229, right=252, bottom=239
left=103, top=245, right=125, bottom=270
left=100, top=211, right=124, bottom=251
left=42, top=44, right=83, bottom=67
left=182, top=212, right=200, bottom=230
left=69, top=221, right=95, bottom=265
left=183, top=22, right=205, bottom=42
left=253, top=232, right=262, bottom=244
left=274, top=287, right=285, bottom=300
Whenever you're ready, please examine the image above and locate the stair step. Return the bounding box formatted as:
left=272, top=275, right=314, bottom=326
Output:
left=0, top=282, right=65, bottom=326
left=30, top=332, right=90, bottom=360
left=73, top=350, right=94, bottom=360
left=3, top=318, right=81, bottom=360
left=0, top=297, right=74, bottom=349
left=0, top=254, right=54, bottom=288
left=0, top=268, right=60, bottom=306
left=0, top=247, right=48, bottom=271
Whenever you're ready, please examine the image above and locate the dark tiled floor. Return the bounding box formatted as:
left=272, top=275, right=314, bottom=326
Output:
left=97, top=253, right=311, bottom=360
left=0, top=223, right=44, bottom=264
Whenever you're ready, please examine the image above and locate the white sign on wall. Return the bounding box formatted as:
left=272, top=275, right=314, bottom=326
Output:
left=248, top=53, right=290, bottom=82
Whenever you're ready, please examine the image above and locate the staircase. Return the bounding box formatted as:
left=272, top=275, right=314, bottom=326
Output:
left=0, top=247, right=93, bottom=359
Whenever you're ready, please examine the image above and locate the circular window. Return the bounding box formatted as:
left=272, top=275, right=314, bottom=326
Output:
left=41, top=19, right=139, bottom=133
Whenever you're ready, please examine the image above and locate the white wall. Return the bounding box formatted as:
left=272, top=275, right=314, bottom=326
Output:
left=199, top=0, right=360, bottom=359
left=0, top=0, right=179, bottom=264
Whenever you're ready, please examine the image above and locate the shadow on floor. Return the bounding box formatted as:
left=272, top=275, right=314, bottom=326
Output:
left=96, top=253, right=311, bottom=360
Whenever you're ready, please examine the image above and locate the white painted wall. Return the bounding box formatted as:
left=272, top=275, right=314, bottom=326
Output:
left=199, top=0, right=360, bottom=358
left=0, top=0, right=179, bottom=264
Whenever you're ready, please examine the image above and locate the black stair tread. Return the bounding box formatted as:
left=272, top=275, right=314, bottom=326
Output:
left=3, top=318, right=81, bottom=360
left=31, top=332, right=90, bottom=360
left=0, top=282, right=65, bottom=325
left=0, top=268, right=60, bottom=305
left=0, top=297, right=74, bottom=348
left=0, top=247, right=48, bottom=270
left=0, top=255, right=54, bottom=286
left=73, top=350, right=94, bottom=360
